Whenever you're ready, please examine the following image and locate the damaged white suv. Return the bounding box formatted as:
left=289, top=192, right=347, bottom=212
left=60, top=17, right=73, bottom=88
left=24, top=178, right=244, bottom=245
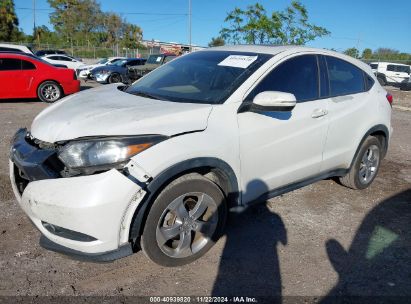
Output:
left=10, top=46, right=392, bottom=266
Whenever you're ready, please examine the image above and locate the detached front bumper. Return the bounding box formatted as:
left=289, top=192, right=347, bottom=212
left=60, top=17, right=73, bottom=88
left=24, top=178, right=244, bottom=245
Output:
left=9, top=129, right=147, bottom=260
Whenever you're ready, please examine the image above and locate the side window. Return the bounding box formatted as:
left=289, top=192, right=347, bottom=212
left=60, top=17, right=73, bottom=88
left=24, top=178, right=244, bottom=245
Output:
left=49, top=56, right=59, bottom=60
left=0, top=58, right=21, bottom=71
left=326, top=56, right=365, bottom=96
left=386, top=65, right=395, bottom=72
left=21, top=60, right=36, bottom=70
left=247, top=55, right=319, bottom=102
left=59, top=56, right=71, bottom=61
left=0, top=47, right=22, bottom=52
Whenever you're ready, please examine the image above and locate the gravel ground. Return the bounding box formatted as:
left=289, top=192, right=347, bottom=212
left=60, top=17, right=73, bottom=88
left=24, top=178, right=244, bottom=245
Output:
left=0, top=83, right=410, bottom=301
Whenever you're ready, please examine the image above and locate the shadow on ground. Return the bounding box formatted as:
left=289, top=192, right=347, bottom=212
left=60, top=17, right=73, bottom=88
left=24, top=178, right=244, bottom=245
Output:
left=212, top=180, right=287, bottom=301
left=321, top=189, right=411, bottom=301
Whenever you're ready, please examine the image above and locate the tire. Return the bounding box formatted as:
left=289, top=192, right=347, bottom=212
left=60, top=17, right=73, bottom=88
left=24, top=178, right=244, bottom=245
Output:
left=377, top=77, right=386, bottom=86
left=141, top=173, right=227, bottom=267
left=339, top=136, right=382, bottom=190
left=108, top=73, right=122, bottom=84
left=37, top=81, right=63, bottom=103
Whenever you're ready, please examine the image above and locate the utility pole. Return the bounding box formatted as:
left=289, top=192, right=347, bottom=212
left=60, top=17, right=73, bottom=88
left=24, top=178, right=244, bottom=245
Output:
left=33, top=0, right=36, bottom=33
left=188, top=0, right=192, bottom=52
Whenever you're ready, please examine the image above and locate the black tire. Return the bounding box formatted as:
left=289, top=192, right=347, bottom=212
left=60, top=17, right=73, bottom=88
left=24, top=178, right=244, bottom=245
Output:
left=339, top=136, right=382, bottom=190
left=37, top=81, right=63, bottom=103
left=377, top=77, right=386, bottom=86
left=141, top=173, right=227, bottom=267
left=108, top=73, right=122, bottom=84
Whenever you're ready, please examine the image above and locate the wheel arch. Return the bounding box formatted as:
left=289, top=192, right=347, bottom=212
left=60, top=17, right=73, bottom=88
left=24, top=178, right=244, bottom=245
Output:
left=128, top=157, right=239, bottom=243
left=350, top=124, right=389, bottom=169
left=37, top=79, right=65, bottom=95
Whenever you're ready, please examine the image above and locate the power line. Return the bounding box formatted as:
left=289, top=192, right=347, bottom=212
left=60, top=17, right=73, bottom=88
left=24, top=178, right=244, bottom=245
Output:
left=16, top=7, right=187, bottom=16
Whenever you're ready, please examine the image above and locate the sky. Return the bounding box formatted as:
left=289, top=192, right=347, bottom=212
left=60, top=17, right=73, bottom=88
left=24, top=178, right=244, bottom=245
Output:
left=13, top=0, right=411, bottom=53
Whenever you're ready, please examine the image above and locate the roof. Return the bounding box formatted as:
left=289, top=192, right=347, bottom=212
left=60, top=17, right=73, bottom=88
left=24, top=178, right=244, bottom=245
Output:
left=207, top=44, right=322, bottom=55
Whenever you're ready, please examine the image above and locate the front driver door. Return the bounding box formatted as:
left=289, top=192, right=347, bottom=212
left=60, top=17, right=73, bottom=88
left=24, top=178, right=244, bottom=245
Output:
left=237, top=54, right=329, bottom=204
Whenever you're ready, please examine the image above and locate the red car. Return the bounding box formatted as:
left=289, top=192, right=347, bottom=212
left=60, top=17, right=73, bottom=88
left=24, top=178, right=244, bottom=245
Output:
left=0, top=52, right=80, bottom=103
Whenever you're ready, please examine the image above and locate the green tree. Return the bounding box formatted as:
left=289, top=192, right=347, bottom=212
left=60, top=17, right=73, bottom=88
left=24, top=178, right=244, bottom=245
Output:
left=361, top=48, right=372, bottom=59
left=208, top=36, right=225, bottom=47
left=220, top=1, right=330, bottom=45
left=344, top=47, right=360, bottom=58
left=0, top=0, right=21, bottom=41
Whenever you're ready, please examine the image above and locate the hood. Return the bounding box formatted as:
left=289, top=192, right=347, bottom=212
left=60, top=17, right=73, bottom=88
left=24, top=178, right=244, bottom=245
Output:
left=31, top=84, right=213, bottom=143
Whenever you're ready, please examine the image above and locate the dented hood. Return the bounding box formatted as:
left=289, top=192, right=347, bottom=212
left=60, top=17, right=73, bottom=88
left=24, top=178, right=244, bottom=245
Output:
left=31, top=84, right=213, bottom=143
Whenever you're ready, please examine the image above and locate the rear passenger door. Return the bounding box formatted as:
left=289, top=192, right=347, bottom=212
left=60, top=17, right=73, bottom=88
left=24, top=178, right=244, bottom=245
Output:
left=320, top=55, right=374, bottom=172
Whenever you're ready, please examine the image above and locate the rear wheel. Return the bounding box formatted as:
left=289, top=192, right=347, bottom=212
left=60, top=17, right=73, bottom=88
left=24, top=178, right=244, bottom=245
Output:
left=141, top=173, right=227, bottom=266
left=37, top=81, right=63, bottom=103
left=339, top=136, right=382, bottom=189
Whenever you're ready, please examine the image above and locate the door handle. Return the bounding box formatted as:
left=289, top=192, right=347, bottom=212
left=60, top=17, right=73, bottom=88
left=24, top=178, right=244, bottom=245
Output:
left=311, top=108, right=328, bottom=118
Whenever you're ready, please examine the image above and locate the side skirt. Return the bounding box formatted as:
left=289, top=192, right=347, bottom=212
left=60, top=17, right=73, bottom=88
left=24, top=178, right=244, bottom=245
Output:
left=231, top=169, right=348, bottom=212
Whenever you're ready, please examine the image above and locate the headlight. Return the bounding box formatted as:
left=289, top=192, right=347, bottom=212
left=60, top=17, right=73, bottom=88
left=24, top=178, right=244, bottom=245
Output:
left=58, top=135, right=166, bottom=174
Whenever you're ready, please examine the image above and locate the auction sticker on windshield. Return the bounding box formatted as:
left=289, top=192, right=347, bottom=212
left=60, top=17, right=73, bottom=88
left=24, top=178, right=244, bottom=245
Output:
left=218, top=55, right=258, bottom=69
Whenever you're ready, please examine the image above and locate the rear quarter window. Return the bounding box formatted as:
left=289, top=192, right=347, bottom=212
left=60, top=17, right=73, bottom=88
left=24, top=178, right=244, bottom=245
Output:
left=326, top=56, right=365, bottom=96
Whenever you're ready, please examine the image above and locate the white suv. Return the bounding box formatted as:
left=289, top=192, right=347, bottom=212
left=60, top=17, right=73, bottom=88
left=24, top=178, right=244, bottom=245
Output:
left=370, top=61, right=411, bottom=86
left=10, top=46, right=392, bottom=266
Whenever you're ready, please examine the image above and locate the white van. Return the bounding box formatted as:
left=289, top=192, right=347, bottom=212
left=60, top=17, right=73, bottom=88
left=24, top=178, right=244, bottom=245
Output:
left=370, top=62, right=411, bottom=86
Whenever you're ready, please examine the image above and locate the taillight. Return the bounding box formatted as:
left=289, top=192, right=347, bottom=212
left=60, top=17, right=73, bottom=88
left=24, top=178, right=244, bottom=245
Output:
left=386, top=93, right=393, bottom=106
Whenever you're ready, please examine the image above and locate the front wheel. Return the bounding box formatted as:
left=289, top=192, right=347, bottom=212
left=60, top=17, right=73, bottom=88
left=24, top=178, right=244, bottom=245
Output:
left=108, top=73, right=122, bottom=84
left=37, top=81, right=63, bottom=103
left=141, top=173, right=227, bottom=267
left=339, top=136, right=382, bottom=189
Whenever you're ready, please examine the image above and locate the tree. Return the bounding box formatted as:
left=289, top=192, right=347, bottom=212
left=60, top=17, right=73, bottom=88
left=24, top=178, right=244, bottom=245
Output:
left=220, top=1, right=330, bottom=45
left=361, top=48, right=372, bottom=59
left=0, top=0, right=20, bottom=41
left=344, top=47, right=359, bottom=58
left=208, top=36, right=225, bottom=47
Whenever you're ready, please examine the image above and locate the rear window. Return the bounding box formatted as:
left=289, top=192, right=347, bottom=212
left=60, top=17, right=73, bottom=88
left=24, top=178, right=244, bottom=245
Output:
left=370, top=63, right=378, bottom=69
left=0, top=47, right=23, bottom=53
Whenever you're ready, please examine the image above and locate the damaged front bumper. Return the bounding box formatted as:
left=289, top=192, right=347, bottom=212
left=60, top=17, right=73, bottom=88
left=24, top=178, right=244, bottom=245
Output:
left=9, top=129, right=147, bottom=261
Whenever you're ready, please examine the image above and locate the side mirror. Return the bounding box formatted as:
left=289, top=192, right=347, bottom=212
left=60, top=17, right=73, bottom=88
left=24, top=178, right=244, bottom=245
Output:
left=252, top=91, right=297, bottom=112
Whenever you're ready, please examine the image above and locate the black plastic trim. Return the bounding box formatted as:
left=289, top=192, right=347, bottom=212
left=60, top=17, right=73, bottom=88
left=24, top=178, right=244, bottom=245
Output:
left=238, top=102, right=295, bottom=113
left=128, top=157, right=239, bottom=241
left=39, top=235, right=133, bottom=262
left=242, top=169, right=348, bottom=209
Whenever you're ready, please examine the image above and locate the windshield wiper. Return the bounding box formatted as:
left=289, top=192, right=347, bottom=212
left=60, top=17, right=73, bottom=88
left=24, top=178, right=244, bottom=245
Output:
left=130, top=91, right=164, bottom=100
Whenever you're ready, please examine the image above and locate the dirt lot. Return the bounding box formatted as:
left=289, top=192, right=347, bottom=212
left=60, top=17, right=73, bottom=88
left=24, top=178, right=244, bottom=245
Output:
left=0, top=84, right=410, bottom=301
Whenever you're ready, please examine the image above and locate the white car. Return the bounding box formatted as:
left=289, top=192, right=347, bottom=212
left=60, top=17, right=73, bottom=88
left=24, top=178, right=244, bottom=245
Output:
left=41, top=54, right=85, bottom=70
left=76, top=57, right=126, bottom=79
left=10, top=45, right=392, bottom=266
left=370, top=61, right=411, bottom=86
left=0, top=43, right=34, bottom=54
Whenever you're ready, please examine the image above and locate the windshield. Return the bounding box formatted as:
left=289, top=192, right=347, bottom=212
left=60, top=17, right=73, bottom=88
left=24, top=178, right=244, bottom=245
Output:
left=113, top=59, right=127, bottom=67
left=146, top=55, right=164, bottom=64
left=98, top=58, right=108, bottom=64
left=126, top=51, right=272, bottom=104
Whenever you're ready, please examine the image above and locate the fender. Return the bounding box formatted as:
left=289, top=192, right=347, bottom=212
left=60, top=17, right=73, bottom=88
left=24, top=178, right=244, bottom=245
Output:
left=128, top=157, right=239, bottom=242
left=350, top=124, right=389, bottom=169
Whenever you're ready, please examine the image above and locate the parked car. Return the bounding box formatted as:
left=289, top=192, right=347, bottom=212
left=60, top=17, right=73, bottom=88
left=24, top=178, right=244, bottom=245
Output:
left=128, top=53, right=176, bottom=81
left=0, top=52, right=80, bottom=102
left=91, top=58, right=146, bottom=84
left=41, top=54, right=85, bottom=70
left=0, top=43, right=34, bottom=54
left=400, top=76, right=411, bottom=91
left=9, top=46, right=392, bottom=266
left=370, top=62, right=411, bottom=86
left=35, top=49, right=68, bottom=56
left=76, top=57, right=126, bottom=79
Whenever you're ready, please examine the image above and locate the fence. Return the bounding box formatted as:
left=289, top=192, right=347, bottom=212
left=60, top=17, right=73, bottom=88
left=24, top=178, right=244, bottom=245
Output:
left=1, top=41, right=163, bottom=59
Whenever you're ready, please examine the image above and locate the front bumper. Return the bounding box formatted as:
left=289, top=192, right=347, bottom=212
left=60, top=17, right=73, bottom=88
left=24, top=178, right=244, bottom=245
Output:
left=9, top=129, right=146, bottom=259
left=93, top=73, right=110, bottom=83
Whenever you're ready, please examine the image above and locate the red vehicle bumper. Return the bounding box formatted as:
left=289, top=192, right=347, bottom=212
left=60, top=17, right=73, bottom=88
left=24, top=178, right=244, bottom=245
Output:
left=62, top=80, right=80, bottom=95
